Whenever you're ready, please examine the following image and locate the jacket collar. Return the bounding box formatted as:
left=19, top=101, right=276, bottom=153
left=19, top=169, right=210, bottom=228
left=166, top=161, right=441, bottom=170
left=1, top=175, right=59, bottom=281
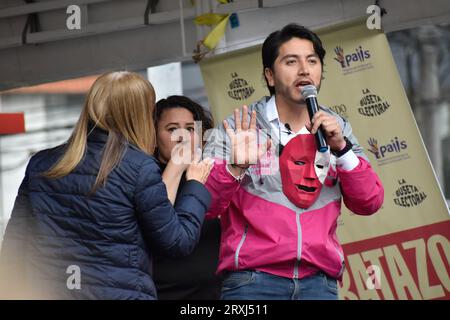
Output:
left=265, top=95, right=279, bottom=123
left=87, top=126, right=109, bottom=143
left=251, top=96, right=281, bottom=146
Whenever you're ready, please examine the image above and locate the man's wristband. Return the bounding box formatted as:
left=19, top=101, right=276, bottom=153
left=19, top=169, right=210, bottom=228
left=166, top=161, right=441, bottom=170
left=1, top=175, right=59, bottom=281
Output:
left=331, top=136, right=353, bottom=158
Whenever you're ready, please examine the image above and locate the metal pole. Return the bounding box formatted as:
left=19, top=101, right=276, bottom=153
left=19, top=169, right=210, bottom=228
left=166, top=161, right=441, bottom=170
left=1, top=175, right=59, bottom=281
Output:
left=417, top=25, right=444, bottom=186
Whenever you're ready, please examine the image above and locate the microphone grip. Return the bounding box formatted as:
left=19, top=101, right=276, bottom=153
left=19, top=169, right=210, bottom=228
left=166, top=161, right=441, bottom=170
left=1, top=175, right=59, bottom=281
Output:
left=305, top=97, right=328, bottom=153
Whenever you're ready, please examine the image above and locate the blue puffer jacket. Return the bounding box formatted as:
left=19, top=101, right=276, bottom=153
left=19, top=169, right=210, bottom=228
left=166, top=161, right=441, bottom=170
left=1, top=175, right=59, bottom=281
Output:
left=0, top=128, right=211, bottom=299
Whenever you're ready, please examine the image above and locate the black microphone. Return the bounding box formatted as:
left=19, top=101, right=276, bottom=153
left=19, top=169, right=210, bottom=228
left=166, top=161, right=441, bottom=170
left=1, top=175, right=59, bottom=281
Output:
left=301, top=85, right=328, bottom=153
left=284, top=123, right=292, bottom=135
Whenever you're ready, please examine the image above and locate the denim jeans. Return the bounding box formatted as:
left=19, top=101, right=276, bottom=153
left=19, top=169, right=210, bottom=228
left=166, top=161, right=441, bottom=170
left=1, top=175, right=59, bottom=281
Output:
left=221, top=270, right=338, bottom=300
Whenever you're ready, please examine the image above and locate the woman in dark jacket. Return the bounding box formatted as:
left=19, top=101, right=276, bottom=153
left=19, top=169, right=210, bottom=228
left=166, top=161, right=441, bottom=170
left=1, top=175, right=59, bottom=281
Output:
left=0, top=72, right=214, bottom=300
left=152, top=96, right=221, bottom=300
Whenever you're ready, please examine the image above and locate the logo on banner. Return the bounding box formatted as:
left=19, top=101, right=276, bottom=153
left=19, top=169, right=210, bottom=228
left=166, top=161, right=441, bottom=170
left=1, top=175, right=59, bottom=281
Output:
left=358, top=88, right=390, bottom=117
left=333, top=45, right=373, bottom=75
left=393, top=179, right=427, bottom=207
left=227, top=72, right=255, bottom=101
left=367, top=136, right=410, bottom=166
left=329, top=104, right=348, bottom=119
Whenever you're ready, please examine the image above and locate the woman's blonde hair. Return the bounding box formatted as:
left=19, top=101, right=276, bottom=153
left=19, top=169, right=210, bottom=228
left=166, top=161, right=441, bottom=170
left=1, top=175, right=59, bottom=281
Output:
left=45, top=71, right=157, bottom=192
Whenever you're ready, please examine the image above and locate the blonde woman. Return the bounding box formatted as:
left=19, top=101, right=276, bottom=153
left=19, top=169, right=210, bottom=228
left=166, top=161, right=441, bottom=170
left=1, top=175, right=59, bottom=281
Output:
left=0, top=71, right=213, bottom=300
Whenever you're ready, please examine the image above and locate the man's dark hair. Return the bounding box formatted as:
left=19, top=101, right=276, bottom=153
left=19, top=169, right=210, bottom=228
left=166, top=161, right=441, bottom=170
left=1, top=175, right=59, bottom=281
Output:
left=154, top=95, right=214, bottom=133
left=262, top=23, right=326, bottom=95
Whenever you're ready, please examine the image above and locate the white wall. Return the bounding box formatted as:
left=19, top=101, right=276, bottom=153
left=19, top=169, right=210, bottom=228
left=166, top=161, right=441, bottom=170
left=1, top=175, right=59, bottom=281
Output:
left=147, top=62, right=183, bottom=101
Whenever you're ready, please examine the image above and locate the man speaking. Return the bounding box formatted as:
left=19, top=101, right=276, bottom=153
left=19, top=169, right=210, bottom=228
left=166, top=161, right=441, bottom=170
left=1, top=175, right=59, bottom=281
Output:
left=203, top=23, right=384, bottom=300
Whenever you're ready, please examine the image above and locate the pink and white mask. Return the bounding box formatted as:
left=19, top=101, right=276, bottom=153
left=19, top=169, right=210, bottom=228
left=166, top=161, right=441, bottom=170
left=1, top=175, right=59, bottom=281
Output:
left=279, top=134, right=330, bottom=208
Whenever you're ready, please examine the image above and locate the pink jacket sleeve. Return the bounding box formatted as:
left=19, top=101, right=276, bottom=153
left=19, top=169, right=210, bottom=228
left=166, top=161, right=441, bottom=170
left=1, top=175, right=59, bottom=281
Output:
left=204, top=160, right=241, bottom=219
left=337, top=157, right=384, bottom=215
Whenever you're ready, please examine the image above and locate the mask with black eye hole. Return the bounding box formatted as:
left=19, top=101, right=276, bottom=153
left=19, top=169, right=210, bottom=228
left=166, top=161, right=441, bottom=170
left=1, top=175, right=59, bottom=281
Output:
left=279, top=134, right=330, bottom=208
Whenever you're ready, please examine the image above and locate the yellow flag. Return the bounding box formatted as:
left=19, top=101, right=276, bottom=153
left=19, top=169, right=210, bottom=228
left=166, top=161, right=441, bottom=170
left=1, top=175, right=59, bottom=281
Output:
left=202, top=14, right=230, bottom=50
left=194, top=13, right=228, bottom=26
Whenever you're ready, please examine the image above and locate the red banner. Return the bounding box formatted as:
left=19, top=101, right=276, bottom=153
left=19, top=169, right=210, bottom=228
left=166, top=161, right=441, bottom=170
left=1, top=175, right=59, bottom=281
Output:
left=0, top=113, right=25, bottom=134
left=340, top=220, right=450, bottom=300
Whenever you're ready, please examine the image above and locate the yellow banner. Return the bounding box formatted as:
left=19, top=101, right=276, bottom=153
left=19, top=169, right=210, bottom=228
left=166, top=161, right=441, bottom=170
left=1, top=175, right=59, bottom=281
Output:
left=200, top=46, right=265, bottom=121
left=200, top=21, right=450, bottom=299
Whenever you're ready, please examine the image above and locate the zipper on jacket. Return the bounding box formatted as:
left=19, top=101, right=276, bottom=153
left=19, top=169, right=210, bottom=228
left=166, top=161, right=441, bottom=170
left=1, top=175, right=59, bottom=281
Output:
left=293, top=212, right=302, bottom=279
left=235, top=224, right=248, bottom=269
left=333, top=242, right=346, bottom=277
